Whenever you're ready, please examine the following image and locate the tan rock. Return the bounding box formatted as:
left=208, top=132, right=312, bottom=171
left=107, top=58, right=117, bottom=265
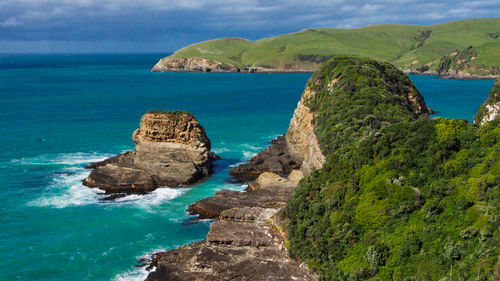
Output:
left=83, top=111, right=216, bottom=194
left=285, top=87, right=326, bottom=175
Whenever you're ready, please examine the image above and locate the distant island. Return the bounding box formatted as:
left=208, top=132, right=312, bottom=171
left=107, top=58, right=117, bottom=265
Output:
left=151, top=18, right=500, bottom=79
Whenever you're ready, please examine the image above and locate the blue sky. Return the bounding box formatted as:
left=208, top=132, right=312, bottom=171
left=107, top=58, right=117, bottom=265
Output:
left=0, top=0, right=499, bottom=53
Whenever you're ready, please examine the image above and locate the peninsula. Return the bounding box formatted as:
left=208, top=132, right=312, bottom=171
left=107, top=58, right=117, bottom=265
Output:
left=151, top=18, right=500, bottom=79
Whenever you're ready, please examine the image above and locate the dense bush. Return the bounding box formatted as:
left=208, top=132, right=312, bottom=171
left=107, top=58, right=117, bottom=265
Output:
left=285, top=57, right=499, bottom=280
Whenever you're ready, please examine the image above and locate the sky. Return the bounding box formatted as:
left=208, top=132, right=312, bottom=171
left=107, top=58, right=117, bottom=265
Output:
left=0, top=0, right=499, bottom=53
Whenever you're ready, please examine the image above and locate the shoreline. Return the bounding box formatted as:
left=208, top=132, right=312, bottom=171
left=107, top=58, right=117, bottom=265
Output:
left=151, top=67, right=498, bottom=80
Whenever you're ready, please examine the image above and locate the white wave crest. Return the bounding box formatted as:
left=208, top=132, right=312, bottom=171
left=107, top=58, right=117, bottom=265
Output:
left=212, top=147, right=231, bottom=154
left=113, top=248, right=166, bottom=281
left=114, top=266, right=153, bottom=281
left=12, top=152, right=113, bottom=166
left=242, top=150, right=257, bottom=160
left=27, top=170, right=102, bottom=208
left=25, top=152, right=186, bottom=209
left=113, top=187, right=188, bottom=208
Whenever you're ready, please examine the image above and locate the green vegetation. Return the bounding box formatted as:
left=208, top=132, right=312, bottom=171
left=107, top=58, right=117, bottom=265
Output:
left=164, top=18, right=500, bottom=75
left=284, top=57, right=500, bottom=280
left=147, top=110, right=192, bottom=116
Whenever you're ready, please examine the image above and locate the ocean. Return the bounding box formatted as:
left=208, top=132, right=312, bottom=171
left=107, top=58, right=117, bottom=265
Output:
left=0, top=54, right=494, bottom=280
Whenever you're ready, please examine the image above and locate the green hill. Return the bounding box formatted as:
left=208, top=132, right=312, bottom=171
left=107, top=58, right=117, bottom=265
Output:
left=284, top=57, right=500, bottom=280
left=158, top=18, right=500, bottom=76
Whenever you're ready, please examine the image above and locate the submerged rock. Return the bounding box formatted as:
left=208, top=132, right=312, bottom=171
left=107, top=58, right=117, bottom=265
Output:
left=83, top=111, right=217, bottom=194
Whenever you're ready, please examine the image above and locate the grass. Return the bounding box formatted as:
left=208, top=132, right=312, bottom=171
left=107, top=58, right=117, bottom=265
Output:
left=165, top=18, right=500, bottom=75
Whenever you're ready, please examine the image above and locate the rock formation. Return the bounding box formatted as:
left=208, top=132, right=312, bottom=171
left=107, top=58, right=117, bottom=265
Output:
left=229, top=136, right=302, bottom=182
left=83, top=111, right=217, bottom=194
left=474, top=79, right=500, bottom=126
left=229, top=83, right=326, bottom=181
left=188, top=170, right=303, bottom=219
left=146, top=172, right=318, bottom=281
left=151, top=57, right=237, bottom=73
left=151, top=57, right=314, bottom=73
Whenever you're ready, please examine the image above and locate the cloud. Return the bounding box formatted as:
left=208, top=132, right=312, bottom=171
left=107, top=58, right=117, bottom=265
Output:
left=0, top=17, right=23, bottom=27
left=0, top=0, right=499, bottom=52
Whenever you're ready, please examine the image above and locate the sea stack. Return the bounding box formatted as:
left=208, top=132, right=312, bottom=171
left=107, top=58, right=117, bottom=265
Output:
left=83, top=110, right=217, bottom=194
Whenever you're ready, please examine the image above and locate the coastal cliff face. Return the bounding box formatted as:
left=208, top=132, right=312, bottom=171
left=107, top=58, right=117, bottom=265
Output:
left=151, top=57, right=314, bottom=73
left=151, top=57, right=237, bottom=72
left=285, top=57, right=499, bottom=279
left=474, top=79, right=500, bottom=125
left=83, top=111, right=216, bottom=194
left=285, top=87, right=325, bottom=176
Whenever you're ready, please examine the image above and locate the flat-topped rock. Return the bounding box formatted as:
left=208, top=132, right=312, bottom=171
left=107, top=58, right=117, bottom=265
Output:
left=188, top=171, right=301, bottom=219
left=146, top=206, right=319, bottom=281
left=83, top=111, right=217, bottom=194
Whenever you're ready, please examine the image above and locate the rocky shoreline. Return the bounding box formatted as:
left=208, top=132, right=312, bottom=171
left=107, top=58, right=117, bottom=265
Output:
left=143, top=72, right=329, bottom=280
left=403, top=70, right=499, bottom=80
left=152, top=57, right=499, bottom=80
left=151, top=57, right=314, bottom=73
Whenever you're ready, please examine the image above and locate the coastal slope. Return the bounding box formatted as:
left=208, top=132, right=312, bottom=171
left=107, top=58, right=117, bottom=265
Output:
left=147, top=57, right=499, bottom=280
left=284, top=57, right=500, bottom=279
left=152, top=18, right=500, bottom=77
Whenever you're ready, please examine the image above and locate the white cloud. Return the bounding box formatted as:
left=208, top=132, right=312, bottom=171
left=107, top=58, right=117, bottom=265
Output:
left=0, top=17, right=23, bottom=27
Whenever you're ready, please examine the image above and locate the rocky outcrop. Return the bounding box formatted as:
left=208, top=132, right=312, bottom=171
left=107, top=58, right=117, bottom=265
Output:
left=83, top=111, right=217, bottom=194
left=151, top=57, right=314, bottom=73
left=147, top=206, right=318, bottom=281
left=229, top=84, right=326, bottom=181
left=151, top=57, right=237, bottom=72
left=147, top=172, right=317, bottom=281
left=188, top=171, right=303, bottom=219
left=474, top=79, right=500, bottom=126
left=285, top=87, right=326, bottom=175
left=229, top=136, right=302, bottom=182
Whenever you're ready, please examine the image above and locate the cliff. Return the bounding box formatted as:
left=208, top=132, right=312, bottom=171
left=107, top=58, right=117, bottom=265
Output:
left=474, top=79, right=500, bottom=125
left=285, top=57, right=499, bottom=279
left=83, top=111, right=217, bottom=194
left=151, top=57, right=313, bottom=73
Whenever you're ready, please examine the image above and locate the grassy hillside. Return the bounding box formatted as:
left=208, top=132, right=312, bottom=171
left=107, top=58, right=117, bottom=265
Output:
left=166, top=18, right=500, bottom=75
left=284, top=57, right=500, bottom=280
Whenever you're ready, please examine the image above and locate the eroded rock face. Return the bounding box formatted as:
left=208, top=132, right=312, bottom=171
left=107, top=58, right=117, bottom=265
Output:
left=474, top=79, right=500, bottom=126
left=146, top=206, right=319, bottom=281
left=229, top=136, right=303, bottom=182
left=187, top=171, right=302, bottom=219
left=151, top=57, right=237, bottom=72
left=83, top=111, right=217, bottom=194
left=285, top=87, right=326, bottom=176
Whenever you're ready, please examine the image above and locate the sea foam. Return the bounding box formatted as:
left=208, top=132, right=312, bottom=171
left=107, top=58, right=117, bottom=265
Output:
left=24, top=152, right=186, bottom=209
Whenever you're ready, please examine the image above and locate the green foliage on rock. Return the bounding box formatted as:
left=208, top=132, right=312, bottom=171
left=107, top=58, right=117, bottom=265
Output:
left=285, top=57, right=500, bottom=280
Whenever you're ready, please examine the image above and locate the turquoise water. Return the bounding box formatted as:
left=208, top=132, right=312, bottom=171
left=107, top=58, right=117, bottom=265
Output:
left=0, top=54, right=494, bottom=280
